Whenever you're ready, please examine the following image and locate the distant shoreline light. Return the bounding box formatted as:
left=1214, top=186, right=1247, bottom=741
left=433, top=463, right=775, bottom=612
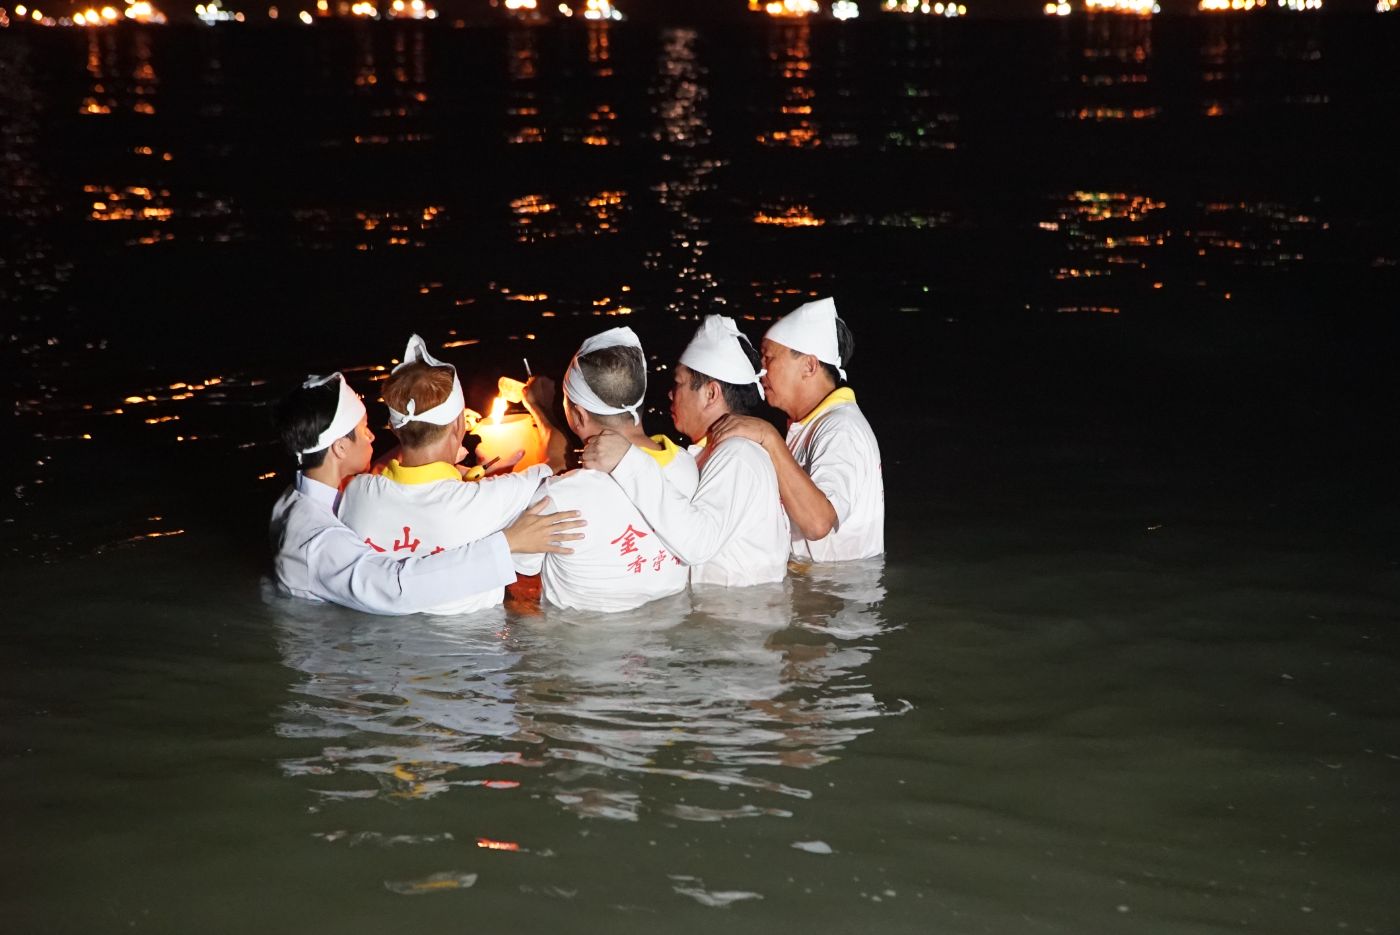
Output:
left=4, top=0, right=1386, bottom=29
left=1083, top=0, right=1160, bottom=14
left=6, top=0, right=166, bottom=26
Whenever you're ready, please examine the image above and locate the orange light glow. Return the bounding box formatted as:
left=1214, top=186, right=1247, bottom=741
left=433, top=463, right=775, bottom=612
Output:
left=754, top=205, right=824, bottom=227
left=476, top=838, right=521, bottom=851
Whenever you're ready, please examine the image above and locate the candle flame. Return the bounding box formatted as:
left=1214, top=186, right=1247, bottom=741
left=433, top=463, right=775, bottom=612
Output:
left=488, top=396, right=508, bottom=424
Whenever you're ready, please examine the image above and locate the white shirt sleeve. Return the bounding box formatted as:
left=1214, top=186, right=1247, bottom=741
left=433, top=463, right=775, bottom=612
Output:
left=610, top=442, right=756, bottom=567
left=453, top=464, right=551, bottom=535
left=303, top=524, right=517, bottom=615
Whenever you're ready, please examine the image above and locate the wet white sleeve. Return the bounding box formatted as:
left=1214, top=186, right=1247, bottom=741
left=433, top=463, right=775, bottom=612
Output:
left=802, top=420, right=858, bottom=530
left=451, top=464, right=551, bottom=538
left=510, top=482, right=553, bottom=577
left=304, top=525, right=517, bottom=615
left=610, top=444, right=752, bottom=566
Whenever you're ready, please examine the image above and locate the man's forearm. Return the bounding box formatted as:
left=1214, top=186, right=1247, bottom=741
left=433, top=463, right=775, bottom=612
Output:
left=770, top=444, right=836, bottom=540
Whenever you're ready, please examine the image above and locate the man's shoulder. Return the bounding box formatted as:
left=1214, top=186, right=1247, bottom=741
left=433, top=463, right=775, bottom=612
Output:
left=341, top=473, right=377, bottom=495
left=271, top=483, right=301, bottom=513
left=813, top=396, right=865, bottom=423
left=711, top=436, right=773, bottom=472
left=341, top=473, right=477, bottom=515
left=544, top=468, right=612, bottom=495
left=347, top=472, right=463, bottom=494
left=808, top=399, right=875, bottom=441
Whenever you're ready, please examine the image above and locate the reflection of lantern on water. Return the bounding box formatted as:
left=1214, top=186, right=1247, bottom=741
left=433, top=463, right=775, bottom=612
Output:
left=471, top=386, right=545, bottom=473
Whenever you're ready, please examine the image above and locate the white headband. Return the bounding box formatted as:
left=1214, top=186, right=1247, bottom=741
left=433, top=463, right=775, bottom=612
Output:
left=563, top=326, right=646, bottom=425
left=299, top=372, right=367, bottom=456
left=384, top=334, right=466, bottom=429
left=764, top=296, right=847, bottom=382
left=679, top=315, right=765, bottom=400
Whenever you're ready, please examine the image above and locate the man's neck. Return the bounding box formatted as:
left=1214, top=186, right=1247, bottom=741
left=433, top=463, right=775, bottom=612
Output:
left=303, top=462, right=348, bottom=490
left=593, top=424, right=660, bottom=450
left=397, top=441, right=457, bottom=468
left=785, top=380, right=838, bottom=423
left=698, top=406, right=733, bottom=443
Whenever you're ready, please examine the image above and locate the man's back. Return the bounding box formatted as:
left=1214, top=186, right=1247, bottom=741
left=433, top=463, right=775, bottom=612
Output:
left=338, top=463, right=547, bottom=615
left=518, top=469, right=689, bottom=613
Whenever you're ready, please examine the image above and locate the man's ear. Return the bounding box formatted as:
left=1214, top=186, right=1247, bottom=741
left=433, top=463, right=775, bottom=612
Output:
left=801, top=353, right=821, bottom=378
left=565, top=402, right=587, bottom=437
left=327, top=434, right=351, bottom=462
left=704, top=380, right=722, bottom=407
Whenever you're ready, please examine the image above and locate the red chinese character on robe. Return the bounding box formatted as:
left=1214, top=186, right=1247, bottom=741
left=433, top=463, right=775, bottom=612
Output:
left=365, top=537, right=386, bottom=553
left=393, top=526, right=421, bottom=553
left=627, top=554, right=645, bottom=574
left=610, top=524, right=648, bottom=556
left=652, top=549, right=668, bottom=571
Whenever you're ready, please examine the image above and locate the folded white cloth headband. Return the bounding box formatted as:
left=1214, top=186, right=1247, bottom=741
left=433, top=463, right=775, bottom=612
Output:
left=385, top=334, right=466, bottom=429
left=764, top=296, right=847, bottom=381
left=300, top=372, right=367, bottom=455
left=679, top=315, right=765, bottom=400
left=562, top=326, right=646, bottom=425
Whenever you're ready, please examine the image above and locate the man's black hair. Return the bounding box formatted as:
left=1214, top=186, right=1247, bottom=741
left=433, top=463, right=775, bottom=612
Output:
left=576, top=343, right=647, bottom=427
left=274, top=380, right=354, bottom=471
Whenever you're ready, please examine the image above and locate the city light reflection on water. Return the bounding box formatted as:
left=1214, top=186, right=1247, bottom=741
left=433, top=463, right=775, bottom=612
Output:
left=2, top=17, right=1394, bottom=561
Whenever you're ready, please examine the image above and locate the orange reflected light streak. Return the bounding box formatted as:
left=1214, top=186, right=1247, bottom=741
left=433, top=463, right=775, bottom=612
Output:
left=476, top=838, right=522, bottom=851
left=754, top=206, right=824, bottom=227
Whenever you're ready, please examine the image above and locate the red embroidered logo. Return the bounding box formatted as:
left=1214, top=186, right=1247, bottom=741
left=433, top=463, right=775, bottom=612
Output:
left=610, top=524, right=648, bottom=556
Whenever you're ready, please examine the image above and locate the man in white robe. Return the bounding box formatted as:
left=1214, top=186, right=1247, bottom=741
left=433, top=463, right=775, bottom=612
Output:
left=707, top=297, right=884, bottom=562
left=269, top=372, right=582, bottom=615
left=337, top=336, right=566, bottom=616
left=582, top=315, right=789, bottom=588
left=514, top=327, right=698, bottom=612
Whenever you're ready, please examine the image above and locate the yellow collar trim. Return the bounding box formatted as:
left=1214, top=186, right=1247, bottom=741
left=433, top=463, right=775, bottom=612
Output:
left=797, top=387, right=857, bottom=426
left=641, top=434, right=682, bottom=468
left=378, top=459, right=462, bottom=485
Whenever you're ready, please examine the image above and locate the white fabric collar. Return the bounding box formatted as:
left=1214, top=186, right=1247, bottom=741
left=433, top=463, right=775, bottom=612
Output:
left=764, top=297, right=847, bottom=381
left=294, top=471, right=341, bottom=511
left=385, top=334, right=465, bottom=429
left=299, top=372, right=366, bottom=455
left=563, top=326, right=646, bottom=425
left=679, top=315, right=765, bottom=400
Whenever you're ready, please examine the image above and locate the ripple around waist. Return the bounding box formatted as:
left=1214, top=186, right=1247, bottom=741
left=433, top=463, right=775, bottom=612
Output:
left=539, top=566, right=689, bottom=618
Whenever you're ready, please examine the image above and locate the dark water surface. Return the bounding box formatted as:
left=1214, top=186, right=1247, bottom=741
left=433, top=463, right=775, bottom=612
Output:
left=2, top=16, right=1398, bottom=933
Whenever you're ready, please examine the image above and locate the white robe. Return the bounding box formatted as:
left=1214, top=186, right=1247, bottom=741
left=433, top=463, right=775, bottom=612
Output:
left=515, top=442, right=698, bottom=613
left=785, top=389, right=884, bottom=562
left=337, top=462, right=551, bottom=615
left=610, top=436, right=789, bottom=588
left=269, top=473, right=517, bottom=615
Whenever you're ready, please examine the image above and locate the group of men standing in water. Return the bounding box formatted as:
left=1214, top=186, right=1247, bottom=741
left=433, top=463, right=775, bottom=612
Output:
left=268, top=297, right=884, bottom=616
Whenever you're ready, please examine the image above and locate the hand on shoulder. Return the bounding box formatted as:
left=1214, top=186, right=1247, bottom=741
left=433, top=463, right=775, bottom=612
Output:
left=580, top=429, right=631, bottom=473
left=708, top=413, right=778, bottom=452
left=503, top=496, right=586, bottom=555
